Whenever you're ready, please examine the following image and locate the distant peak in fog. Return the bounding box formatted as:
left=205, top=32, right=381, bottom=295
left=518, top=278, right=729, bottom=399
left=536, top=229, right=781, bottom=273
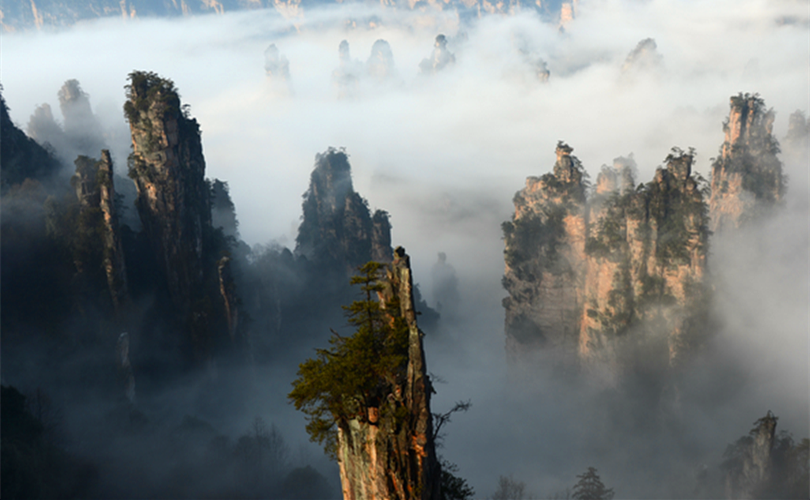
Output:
left=621, top=38, right=663, bottom=73
left=2, top=0, right=581, bottom=31
left=264, top=43, right=290, bottom=82
left=366, top=39, right=396, bottom=81
left=26, top=79, right=106, bottom=165
left=419, top=34, right=456, bottom=75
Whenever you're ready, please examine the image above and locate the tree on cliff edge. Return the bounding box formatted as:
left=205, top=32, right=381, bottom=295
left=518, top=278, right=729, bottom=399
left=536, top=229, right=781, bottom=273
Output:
left=288, top=261, right=409, bottom=456
left=289, top=250, right=460, bottom=499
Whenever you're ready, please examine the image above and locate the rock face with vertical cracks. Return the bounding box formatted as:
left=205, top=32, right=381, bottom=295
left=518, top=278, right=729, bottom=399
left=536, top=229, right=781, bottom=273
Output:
left=503, top=142, right=710, bottom=374
left=709, top=93, right=784, bottom=232
left=72, top=150, right=128, bottom=313
left=124, top=71, right=219, bottom=364
left=296, top=147, right=393, bottom=275
left=580, top=150, right=709, bottom=371
left=502, top=142, right=588, bottom=363
left=336, top=247, right=441, bottom=500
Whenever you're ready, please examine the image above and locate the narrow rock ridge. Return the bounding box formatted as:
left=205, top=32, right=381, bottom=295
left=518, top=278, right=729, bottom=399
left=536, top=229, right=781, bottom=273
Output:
left=98, top=150, right=128, bottom=313
left=71, top=150, right=128, bottom=313
left=709, top=93, right=784, bottom=232
left=336, top=247, right=441, bottom=500
left=503, top=142, right=710, bottom=373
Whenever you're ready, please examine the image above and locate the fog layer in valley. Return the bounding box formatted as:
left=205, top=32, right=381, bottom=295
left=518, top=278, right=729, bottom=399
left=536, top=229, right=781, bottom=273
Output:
left=2, top=0, right=808, bottom=497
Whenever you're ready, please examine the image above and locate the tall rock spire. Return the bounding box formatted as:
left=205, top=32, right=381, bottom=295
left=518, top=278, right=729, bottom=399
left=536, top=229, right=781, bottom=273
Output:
left=502, top=142, right=587, bottom=363
left=336, top=247, right=441, bottom=500
left=296, top=147, right=393, bottom=274
left=709, top=93, right=784, bottom=232
left=124, top=71, right=218, bottom=365
left=71, top=151, right=128, bottom=314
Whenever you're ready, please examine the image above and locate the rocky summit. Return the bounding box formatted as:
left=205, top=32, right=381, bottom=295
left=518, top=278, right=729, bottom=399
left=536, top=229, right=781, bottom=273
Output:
left=503, top=141, right=711, bottom=376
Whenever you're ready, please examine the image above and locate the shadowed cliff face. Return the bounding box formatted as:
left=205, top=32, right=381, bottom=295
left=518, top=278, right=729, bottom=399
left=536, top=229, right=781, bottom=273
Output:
left=1, top=90, right=63, bottom=190
left=709, top=94, right=784, bottom=232
left=124, top=71, right=221, bottom=365
left=336, top=248, right=441, bottom=500
left=72, top=150, right=128, bottom=313
left=721, top=412, right=778, bottom=500
left=296, top=148, right=393, bottom=275
left=503, top=142, right=710, bottom=377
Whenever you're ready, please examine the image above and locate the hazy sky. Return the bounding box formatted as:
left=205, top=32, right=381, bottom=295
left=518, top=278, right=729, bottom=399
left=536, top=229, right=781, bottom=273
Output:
left=3, top=0, right=809, bottom=495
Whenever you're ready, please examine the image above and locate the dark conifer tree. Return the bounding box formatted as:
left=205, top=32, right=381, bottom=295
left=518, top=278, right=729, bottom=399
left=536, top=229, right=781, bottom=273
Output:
left=572, top=467, right=614, bottom=500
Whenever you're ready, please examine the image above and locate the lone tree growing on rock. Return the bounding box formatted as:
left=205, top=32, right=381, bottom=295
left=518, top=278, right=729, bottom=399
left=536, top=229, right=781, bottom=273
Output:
left=572, top=467, right=614, bottom=500
left=289, top=249, right=444, bottom=500
left=288, top=260, right=409, bottom=456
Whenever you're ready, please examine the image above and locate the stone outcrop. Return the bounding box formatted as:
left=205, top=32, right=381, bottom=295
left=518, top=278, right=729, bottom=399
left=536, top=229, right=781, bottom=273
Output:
left=264, top=43, right=291, bottom=81
left=124, top=71, right=220, bottom=364
left=336, top=247, right=441, bottom=500
left=26, top=103, right=70, bottom=162
left=431, top=252, right=459, bottom=319
left=503, top=142, right=710, bottom=371
left=580, top=150, right=709, bottom=369
left=71, top=151, right=129, bottom=313
left=559, top=1, right=577, bottom=31
left=332, top=41, right=362, bottom=98
left=57, top=79, right=106, bottom=157
left=125, top=71, right=211, bottom=312
left=782, top=110, right=809, bottom=166
left=26, top=80, right=106, bottom=166
left=502, top=142, right=587, bottom=362
left=371, top=210, right=393, bottom=263
left=295, top=147, right=393, bottom=274
left=709, top=94, right=784, bottom=232
left=419, top=35, right=455, bottom=75
left=621, top=38, right=662, bottom=73
left=366, top=39, right=396, bottom=81
left=723, top=412, right=778, bottom=500
left=210, top=179, right=239, bottom=240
